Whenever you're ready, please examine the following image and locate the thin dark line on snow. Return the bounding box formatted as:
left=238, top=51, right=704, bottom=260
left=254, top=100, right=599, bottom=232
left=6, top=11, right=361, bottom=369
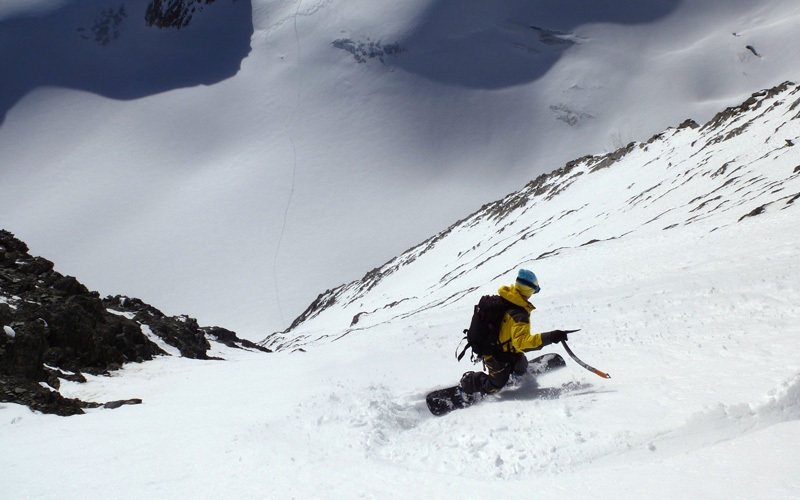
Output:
left=272, top=0, right=304, bottom=329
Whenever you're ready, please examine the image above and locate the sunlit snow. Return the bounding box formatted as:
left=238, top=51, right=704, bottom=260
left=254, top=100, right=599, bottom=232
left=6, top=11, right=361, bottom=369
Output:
left=1, top=1, right=800, bottom=499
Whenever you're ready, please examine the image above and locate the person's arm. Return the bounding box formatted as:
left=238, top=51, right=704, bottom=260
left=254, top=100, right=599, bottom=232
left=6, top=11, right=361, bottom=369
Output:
left=513, top=324, right=570, bottom=352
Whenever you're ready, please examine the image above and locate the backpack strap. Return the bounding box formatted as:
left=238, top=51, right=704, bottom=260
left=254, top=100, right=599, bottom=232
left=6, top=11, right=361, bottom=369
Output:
left=488, top=299, right=527, bottom=364
left=455, top=330, right=470, bottom=361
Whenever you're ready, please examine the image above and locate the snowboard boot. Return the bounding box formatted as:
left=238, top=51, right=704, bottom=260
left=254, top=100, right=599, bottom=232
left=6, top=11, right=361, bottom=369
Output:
left=507, top=372, right=524, bottom=387
left=456, top=372, right=480, bottom=407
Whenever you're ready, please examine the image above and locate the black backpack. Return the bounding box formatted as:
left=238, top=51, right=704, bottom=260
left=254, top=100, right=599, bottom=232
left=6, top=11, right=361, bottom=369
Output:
left=456, top=295, right=516, bottom=362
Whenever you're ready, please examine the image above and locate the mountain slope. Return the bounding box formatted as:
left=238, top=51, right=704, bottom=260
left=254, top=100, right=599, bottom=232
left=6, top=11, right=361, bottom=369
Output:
left=3, top=83, right=799, bottom=499
left=240, top=81, right=800, bottom=495
left=2, top=0, right=800, bottom=340
left=264, top=82, right=800, bottom=350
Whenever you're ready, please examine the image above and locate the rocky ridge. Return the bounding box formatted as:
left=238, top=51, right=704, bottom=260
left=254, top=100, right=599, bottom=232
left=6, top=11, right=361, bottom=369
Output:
left=0, top=230, right=269, bottom=416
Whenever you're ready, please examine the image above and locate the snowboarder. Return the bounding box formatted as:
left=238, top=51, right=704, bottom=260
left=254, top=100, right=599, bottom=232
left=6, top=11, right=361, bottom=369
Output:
left=456, top=269, right=570, bottom=405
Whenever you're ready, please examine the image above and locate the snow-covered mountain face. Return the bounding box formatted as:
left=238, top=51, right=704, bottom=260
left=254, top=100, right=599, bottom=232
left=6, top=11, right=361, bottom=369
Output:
left=3, top=84, right=798, bottom=498
left=264, top=82, right=800, bottom=350
left=2, top=0, right=800, bottom=341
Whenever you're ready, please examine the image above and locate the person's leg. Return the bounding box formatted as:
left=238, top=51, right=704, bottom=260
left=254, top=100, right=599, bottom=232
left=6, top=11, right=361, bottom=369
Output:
left=511, top=353, right=528, bottom=376
left=459, top=356, right=511, bottom=396
left=484, top=355, right=513, bottom=391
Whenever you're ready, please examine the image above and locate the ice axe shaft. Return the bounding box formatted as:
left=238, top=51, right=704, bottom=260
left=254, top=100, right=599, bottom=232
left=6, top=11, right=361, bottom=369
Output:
left=562, top=339, right=611, bottom=379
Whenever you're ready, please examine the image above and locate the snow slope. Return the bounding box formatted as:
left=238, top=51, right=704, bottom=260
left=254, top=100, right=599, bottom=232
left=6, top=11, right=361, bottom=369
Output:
left=1, top=83, right=799, bottom=499
left=264, top=82, right=800, bottom=350
left=2, top=0, right=800, bottom=339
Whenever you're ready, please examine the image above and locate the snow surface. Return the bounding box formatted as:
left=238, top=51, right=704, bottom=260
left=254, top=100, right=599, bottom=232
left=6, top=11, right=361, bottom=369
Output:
left=2, top=0, right=800, bottom=338
left=2, top=1, right=800, bottom=498
left=2, top=214, right=799, bottom=497
left=3, top=325, right=15, bottom=338
left=2, top=81, right=800, bottom=499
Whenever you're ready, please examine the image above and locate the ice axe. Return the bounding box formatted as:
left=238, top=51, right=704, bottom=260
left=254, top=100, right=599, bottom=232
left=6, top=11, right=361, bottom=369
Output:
left=556, top=329, right=612, bottom=379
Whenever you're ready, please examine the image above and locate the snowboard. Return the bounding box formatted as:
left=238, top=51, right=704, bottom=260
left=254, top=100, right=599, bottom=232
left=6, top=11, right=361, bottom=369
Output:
left=426, top=353, right=567, bottom=416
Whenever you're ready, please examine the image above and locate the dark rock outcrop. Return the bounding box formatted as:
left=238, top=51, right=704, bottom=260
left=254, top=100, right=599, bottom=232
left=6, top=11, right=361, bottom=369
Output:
left=146, top=0, right=217, bottom=29
left=0, top=230, right=270, bottom=416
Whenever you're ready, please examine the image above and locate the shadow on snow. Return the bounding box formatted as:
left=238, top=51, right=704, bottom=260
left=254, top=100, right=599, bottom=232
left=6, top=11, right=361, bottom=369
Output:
left=394, top=0, right=680, bottom=89
left=0, top=0, right=253, bottom=127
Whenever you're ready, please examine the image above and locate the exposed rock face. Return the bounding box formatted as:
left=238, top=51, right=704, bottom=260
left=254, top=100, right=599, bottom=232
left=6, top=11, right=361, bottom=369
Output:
left=145, top=0, right=217, bottom=29
left=104, top=295, right=212, bottom=360
left=203, top=325, right=269, bottom=351
left=0, top=230, right=270, bottom=416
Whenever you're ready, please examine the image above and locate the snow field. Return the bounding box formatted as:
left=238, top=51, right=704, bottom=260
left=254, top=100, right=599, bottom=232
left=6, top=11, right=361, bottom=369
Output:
left=2, top=203, right=799, bottom=498
left=4, top=0, right=800, bottom=337
left=2, top=1, right=800, bottom=498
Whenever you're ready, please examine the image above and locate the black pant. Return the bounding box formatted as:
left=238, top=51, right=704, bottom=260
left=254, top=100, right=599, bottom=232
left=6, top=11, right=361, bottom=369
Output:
left=459, top=353, right=528, bottom=395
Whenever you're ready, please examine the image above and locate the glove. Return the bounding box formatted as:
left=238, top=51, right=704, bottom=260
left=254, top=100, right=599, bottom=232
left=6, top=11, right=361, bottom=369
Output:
left=540, top=329, right=569, bottom=346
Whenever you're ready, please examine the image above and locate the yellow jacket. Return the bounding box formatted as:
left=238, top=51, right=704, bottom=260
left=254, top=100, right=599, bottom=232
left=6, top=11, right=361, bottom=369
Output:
left=496, top=285, right=544, bottom=353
